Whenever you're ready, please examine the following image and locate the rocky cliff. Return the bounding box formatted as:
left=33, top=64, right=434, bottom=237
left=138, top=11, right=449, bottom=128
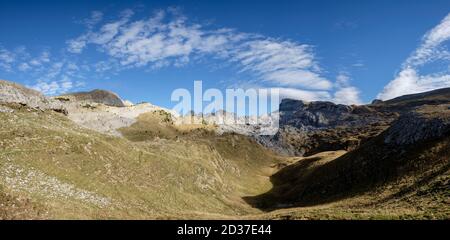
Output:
left=384, top=105, right=450, bottom=145
left=1, top=79, right=449, bottom=219
left=259, top=99, right=395, bottom=156
left=261, top=88, right=450, bottom=156
left=0, top=80, right=54, bottom=109
left=246, top=104, right=450, bottom=210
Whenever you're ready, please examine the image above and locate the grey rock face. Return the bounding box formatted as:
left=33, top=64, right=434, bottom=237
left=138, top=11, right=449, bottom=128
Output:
left=260, top=99, right=393, bottom=156
left=260, top=89, right=450, bottom=156
left=278, top=99, right=389, bottom=128
left=279, top=99, right=354, bottom=128
left=58, top=89, right=125, bottom=107
left=384, top=112, right=450, bottom=145
left=0, top=80, right=47, bottom=107
left=0, top=80, right=63, bottom=110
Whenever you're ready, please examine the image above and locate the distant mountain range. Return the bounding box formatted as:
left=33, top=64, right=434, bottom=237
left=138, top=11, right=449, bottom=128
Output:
left=0, top=79, right=448, bottom=219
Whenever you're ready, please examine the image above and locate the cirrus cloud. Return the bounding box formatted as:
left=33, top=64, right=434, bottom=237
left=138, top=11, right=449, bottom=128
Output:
left=65, top=8, right=360, bottom=104
left=378, top=12, right=450, bottom=100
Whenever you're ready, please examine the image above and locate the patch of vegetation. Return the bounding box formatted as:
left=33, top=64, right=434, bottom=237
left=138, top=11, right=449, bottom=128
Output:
left=0, top=104, right=281, bottom=219
left=1, top=102, right=448, bottom=219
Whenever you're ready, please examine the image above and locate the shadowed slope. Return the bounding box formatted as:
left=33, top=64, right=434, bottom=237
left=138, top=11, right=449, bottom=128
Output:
left=244, top=105, right=450, bottom=214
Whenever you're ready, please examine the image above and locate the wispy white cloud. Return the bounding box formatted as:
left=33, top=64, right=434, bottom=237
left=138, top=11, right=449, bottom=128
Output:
left=0, top=48, right=15, bottom=63
left=352, top=62, right=364, bottom=68
left=18, top=62, right=31, bottom=71
left=0, top=47, right=15, bottom=71
left=378, top=12, right=450, bottom=100
left=28, top=51, right=51, bottom=66
left=231, top=39, right=332, bottom=89
left=65, top=8, right=360, bottom=103
left=30, top=81, right=67, bottom=95
left=0, top=46, right=86, bottom=95
left=335, top=71, right=350, bottom=87
left=67, top=37, right=88, bottom=54
left=274, top=87, right=331, bottom=101
left=332, top=72, right=361, bottom=104
left=378, top=67, right=450, bottom=100
left=3, top=8, right=362, bottom=102
left=67, top=9, right=135, bottom=54
left=28, top=61, right=89, bottom=95
left=84, top=11, right=104, bottom=29
left=333, top=86, right=361, bottom=105
left=405, top=13, right=450, bottom=67
left=68, top=10, right=332, bottom=90
left=66, top=10, right=328, bottom=85
left=0, top=47, right=52, bottom=73
left=29, top=74, right=83, bottom=96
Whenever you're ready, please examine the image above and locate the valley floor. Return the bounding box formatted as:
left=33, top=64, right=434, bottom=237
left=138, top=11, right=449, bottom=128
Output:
left=0, top=103, right=449, bottom=220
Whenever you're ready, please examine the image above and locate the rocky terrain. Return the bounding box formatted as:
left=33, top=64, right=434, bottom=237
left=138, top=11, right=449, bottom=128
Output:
left=57, top=89, right=127, bottom=107
left=257, top=99, right=395, bottom=156
left=258, top=88, right=450, bottom=157
left=247, top=104, right=450, bottom=210
left=0, top=79, right=449, bottom=219
left=0, top=80, right=63, bottom=110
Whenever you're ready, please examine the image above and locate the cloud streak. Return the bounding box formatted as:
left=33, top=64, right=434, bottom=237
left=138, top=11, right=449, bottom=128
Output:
left=64, top=8, right=360, bottom=104
left=231, top=39, right=332, bottom=90
left=1, top=8, right=362, bottom=103
left=0, top=46, right=87, bottom=95
left=378, top=12, right=450, bottom=100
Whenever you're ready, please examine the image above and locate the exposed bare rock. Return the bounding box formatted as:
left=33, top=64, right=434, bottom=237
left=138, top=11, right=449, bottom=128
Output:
left=1, top=79, right=449, bottom=219
left=0, top=80, right=49, bottom=109
left=0, top=80, right=179, bottom=136
left=245, top=104, right=450, bottom=211
left=174, top=110, right=280, bottom=136
left=260, top=99, right=395, bottom=156
left=61, top=102, right=178, bottom=136
left=385, top=105, right=450, bottom=145
left=57, top=89, right=126, bottom=107
left=260, top=89, right=450, bottom=157
left=123, top=100, right=134, bottom=107
left=0, top=80, right=64, bottom=111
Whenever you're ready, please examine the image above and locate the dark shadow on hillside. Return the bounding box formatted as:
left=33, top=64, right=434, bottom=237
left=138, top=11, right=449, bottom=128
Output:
left=243, top=134, right=450, bottom=211
left=369, top=162, right=450, bottom=206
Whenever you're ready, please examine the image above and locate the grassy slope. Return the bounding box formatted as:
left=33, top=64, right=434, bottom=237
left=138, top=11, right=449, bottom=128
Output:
left=247, top=146, right=449, bottom=219
left=1, top=103, right=448, bottom=219
left=245, top=106, right=450, bottom=219
left=0, top=104, right=282, bottom=219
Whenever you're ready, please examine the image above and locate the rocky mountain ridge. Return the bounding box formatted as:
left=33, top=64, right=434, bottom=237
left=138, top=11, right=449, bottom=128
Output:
left=0, top=79, right=449, bottom=219
left=2, top=79, right=450, bottom=157
left=0, top=80, right=60, bottom=110
left=246, top=103, right=450, bottom=210
left=57, top=89, right=127, bottom=107
left=260, top=88, right=450, bottom=156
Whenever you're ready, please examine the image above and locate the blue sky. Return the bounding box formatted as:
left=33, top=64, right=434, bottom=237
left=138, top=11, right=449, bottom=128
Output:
left=1, top=0, right=450, bottom=110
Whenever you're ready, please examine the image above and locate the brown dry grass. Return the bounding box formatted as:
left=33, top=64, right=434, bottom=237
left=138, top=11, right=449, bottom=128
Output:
left=1, top=103, right=448, bottom=219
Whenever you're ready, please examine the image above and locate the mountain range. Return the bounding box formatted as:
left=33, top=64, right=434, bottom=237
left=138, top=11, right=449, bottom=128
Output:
left=0, top=79, right=449, bottom=219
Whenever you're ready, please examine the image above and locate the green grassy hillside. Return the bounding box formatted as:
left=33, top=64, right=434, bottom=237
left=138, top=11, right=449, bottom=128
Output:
left=1, top=101, right=449, bottom=219
left=244, top=105, right=450, bottom=219
left=0, top=103, right=282, bottom=219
